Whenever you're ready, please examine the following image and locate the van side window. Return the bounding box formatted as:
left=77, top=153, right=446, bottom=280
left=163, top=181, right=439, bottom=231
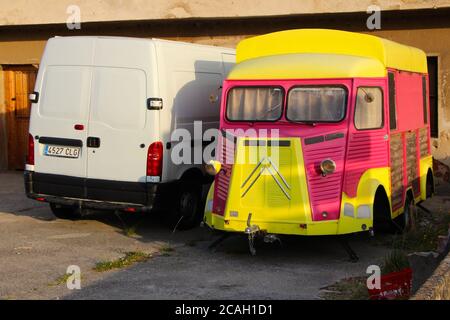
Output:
left=354, top=87, right=383, bottom=130
left=422, top=76, right=428, bottom=124
left=388, top=72, right=397, bottom=130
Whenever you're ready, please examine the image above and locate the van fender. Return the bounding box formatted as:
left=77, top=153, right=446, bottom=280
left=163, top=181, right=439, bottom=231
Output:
left=203, top=182, right=215, bottom=227
left=419, top=155, right=433, bottom=201
left=338, top=167, right=390, bottom=234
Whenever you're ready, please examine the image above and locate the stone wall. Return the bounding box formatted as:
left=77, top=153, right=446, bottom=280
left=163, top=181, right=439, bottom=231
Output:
left=412, top=252, right=450, bottom=299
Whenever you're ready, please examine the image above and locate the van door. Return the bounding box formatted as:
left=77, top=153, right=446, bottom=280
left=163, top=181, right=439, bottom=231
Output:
left=33, top=65, right=92, bottom=179
left=86, top=67, right=149, bottom=184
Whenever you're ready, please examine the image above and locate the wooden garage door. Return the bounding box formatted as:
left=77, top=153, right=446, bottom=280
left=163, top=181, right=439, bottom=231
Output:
left=3, top=65, right=38, bottom=170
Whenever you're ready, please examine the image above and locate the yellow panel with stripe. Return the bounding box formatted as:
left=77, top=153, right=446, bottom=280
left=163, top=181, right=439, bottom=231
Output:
left=204, top=137, right=393, bottom=236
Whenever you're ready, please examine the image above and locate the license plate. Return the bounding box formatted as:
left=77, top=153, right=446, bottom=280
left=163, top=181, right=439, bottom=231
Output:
left=44, top=145, right=80, bottom=159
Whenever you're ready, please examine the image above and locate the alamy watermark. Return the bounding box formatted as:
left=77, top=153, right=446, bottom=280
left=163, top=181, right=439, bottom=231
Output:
left=66, top=265, right=81, bottom=290
left=366, top=265, right=381, bottom=290
left=366, top=5, right=381, bottom=30
left=169, top=122, right=281, bottom=167
left=66, top=5, right=81, bottom=30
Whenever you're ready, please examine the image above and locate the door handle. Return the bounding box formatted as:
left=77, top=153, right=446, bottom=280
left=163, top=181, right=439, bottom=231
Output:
left=87, top=137, right=101, bottom=148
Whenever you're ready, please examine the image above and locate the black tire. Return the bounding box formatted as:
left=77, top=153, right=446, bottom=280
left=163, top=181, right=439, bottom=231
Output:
left=49, top=203, right=81, bottom=220
left=393, top=195, right=415, bottom=233
left=426, top=172, right=433, bottom=199
left=373, top=189, right=394, bottom=233
left=171, top=180, right=203, bottom=230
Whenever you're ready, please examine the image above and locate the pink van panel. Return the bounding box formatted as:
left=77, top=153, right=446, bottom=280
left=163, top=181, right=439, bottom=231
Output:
left=212, top=135, right=234, bottom=216
left=302, top=131, right=347, bottom=221
left=343, top=130, right=389, bottom=197
left=395, top=71, right=425, bottom=132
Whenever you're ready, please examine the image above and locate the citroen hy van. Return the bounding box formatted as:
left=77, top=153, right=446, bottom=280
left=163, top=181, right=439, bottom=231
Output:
left=25, top=36, right=235, bottom=228
left=204, top=29, right=433, bottom=241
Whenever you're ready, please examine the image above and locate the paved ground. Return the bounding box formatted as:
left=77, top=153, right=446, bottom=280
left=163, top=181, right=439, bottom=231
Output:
left=0, top=170, right=441, bottom=300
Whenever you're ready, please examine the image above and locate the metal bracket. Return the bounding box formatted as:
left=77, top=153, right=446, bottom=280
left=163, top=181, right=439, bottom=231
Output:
left=340, top=236, right=359, bottom=263
left=245, top=213, right=260, bottom=256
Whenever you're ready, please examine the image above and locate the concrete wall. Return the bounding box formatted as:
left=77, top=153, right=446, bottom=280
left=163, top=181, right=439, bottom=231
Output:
left=1, top=0, right=449, bottom=26
left=412, top=251, right=450, bottom=300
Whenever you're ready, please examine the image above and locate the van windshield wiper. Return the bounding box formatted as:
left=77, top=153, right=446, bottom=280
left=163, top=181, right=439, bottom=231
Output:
left=288, top=120, right=317, bottom=126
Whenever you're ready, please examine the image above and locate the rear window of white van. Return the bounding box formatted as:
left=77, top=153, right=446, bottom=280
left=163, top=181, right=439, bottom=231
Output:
left=39, top=66, right=91, bottom=120
left=90, top=67, right=147, bottom=130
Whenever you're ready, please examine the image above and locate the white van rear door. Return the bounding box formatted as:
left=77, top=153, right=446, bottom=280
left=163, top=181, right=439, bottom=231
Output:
left=86, top=67, right=149, bottom=183
left=33, top=65, right=92, bottom=178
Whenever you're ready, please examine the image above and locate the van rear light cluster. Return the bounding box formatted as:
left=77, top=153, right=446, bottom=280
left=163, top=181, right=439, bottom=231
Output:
left=27, top=134, right=35, bottom=165
left=146, top=141, right=163, bottom=182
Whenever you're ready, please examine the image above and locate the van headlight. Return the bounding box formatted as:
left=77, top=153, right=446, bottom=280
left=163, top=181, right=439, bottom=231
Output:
left=204, top=160, right=222, bottom=176
left=320, top=159, right=336, bottom=176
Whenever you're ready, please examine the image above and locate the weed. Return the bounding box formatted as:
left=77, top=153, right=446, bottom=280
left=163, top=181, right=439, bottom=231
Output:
left=321, top=277, right=369, bottom=300
left=158, top=244, right=175, bottom=256
left=124, top=226, right=137, bottom=237
left=381, top=249, right=410, bottom=274
left=94, top=251, right=151, bottom=272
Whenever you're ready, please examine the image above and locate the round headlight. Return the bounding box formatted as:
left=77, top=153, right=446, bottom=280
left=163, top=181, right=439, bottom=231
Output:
left=204, top=160, right=222, bottom=176
left=320, top=159, right=336, bottom=176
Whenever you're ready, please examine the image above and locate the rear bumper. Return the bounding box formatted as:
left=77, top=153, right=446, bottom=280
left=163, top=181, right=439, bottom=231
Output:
left=24, top=171, right=168, bottom=211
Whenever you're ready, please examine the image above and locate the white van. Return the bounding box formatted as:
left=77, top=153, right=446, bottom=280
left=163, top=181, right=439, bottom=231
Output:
left=24, top=36, right=235, bottom=228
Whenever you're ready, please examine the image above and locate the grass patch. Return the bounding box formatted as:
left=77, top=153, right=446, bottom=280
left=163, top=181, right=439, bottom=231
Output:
left=94, top=251, right=151, bottom=272
left=392, top=210, right=450, bottom=253
left=159, top=244, right=175, bottom=256
left=371, top=208, right=450, bottom=253
left=49, top=272, right=84, bottom=287
left=321, top=277, right=369, bottom=300
left=53, top=273, right=72, bottom=286
left=124, top=226, right=137, bottom=237
left=381, top=249, right=410, bottom=274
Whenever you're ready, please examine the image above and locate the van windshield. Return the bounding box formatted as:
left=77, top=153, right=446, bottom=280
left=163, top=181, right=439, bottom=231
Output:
left=226, top=87, right=284, bottom=121
left=286, top=87, right=347, bottom=122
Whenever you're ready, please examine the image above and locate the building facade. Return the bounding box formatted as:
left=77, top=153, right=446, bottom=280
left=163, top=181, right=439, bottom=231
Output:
left=1, top=0, right=450, bottom=177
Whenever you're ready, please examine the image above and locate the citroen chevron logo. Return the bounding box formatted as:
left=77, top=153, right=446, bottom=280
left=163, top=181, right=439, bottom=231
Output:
left=241, top=157, right=291, bottom=200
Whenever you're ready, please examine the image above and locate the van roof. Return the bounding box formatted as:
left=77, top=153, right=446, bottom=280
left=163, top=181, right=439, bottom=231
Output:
left=231, top=29, right=427, bottom=79
left=50, top=36, right=235, bottom=52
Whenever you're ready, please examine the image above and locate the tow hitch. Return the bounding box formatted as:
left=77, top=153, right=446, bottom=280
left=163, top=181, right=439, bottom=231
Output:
left=245, top=213, right=260, bottom=255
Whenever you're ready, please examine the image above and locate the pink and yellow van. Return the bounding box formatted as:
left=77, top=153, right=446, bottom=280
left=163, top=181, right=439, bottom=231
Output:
left=204, top=29, right=433, bottom=239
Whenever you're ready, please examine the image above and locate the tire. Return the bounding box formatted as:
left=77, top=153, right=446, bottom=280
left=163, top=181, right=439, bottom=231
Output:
left=394, top=195, right=415, bottom=233
left=373, top=189, right=394, bottom=233
left=49, top=203, right=81, bottom=220
left=171, top=180, right=203, bottom=230
left=426, top=173, right=433, bottom=199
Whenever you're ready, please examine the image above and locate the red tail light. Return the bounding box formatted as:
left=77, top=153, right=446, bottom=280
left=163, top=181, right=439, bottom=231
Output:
left=27, top=134, right=35, bottom=165
left=146, top=141, right=163, bottom=179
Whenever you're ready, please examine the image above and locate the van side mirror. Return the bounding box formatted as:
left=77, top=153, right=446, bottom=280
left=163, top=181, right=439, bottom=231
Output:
left=364, top=92, right=375, bottom=103
left=147, top=98, right=163, bottom=110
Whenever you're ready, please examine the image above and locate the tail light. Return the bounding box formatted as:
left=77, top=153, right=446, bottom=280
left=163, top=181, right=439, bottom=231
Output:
left=146, top=141, right=163, bottom=182
left=27, top=134, right=35, bottom=165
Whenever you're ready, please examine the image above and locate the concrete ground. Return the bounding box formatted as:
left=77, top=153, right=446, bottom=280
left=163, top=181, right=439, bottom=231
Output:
left=0, top=170, right=441, bottom=300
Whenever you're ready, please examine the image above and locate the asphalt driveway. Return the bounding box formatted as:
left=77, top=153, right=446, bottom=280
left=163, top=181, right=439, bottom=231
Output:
left=0, top=171, right=398, bottom=299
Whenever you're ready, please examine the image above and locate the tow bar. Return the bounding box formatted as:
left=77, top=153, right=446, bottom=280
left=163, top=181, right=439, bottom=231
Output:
left=245, top=213, right=260, bottom=255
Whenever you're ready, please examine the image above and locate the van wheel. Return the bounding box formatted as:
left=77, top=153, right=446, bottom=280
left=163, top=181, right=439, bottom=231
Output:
left=394, top=195, right=415, bottom=233
left=49, top=203, right=81, bottom=220
left=171, top=181, right=202, bottom=230
left=426, top=172, right=433, bottom=199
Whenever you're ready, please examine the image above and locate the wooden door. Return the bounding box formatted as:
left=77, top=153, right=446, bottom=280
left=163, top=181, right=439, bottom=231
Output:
left=3, top=65, right=38, bottom=170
